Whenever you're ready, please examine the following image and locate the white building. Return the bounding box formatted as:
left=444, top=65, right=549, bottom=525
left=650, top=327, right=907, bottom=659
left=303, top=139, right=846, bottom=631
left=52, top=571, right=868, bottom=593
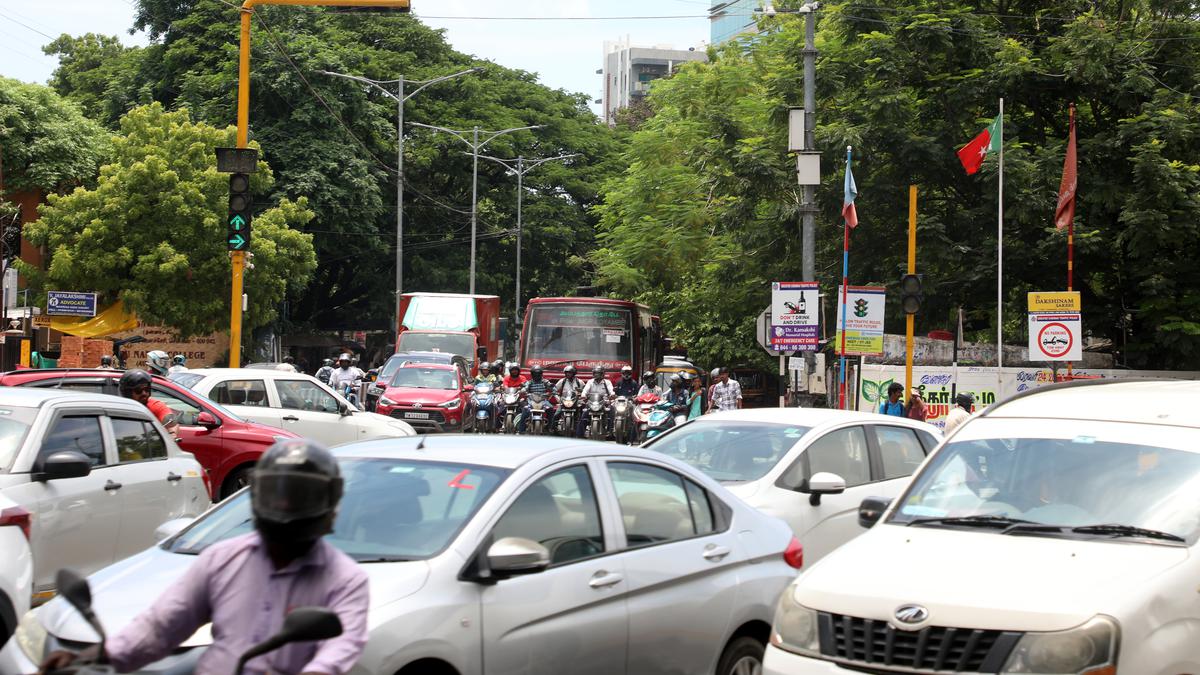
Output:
left=601, top=38, right=707, bottom=125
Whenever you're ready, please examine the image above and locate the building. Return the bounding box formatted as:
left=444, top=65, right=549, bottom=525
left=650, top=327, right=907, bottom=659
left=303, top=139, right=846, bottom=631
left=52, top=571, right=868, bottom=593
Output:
left=601, top=38, right=707, bottom=125
left=709, top=0, right=761, bottom=45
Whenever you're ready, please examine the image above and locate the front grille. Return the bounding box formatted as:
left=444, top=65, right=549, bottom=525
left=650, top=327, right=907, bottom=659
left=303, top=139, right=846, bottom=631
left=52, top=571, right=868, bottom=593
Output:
left=389, top=409, right=446, bottom=424
left=819, top=613, right=1022, bottom=673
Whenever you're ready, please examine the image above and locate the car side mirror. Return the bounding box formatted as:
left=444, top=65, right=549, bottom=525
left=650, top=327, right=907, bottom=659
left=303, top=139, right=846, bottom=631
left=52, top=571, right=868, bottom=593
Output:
left=154, top=517, right=195, bottom=542
left=799, top=471, right=846, bottom=506
left=35, top=451, right=92, bottom=481
left=487, top=537, right=551, bottom=577
left=858, top=496, right=892, bottom=528
left=338, top=402, right=352, bottom=416
left=196, top=411, right=221, bottom=429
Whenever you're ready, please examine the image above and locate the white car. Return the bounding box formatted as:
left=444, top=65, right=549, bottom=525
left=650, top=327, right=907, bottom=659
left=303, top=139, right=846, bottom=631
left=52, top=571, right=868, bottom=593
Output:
left=765, top=379, right=1200, bottom=674
left=645, top=408, right=940, bottom=564
left=5, top=435, right=801, bottom=675
left=172, top=369, right=415, bottom=446
left=0, top=493, right=32, bottom=651
left=0, top=388, right=209, bottom=601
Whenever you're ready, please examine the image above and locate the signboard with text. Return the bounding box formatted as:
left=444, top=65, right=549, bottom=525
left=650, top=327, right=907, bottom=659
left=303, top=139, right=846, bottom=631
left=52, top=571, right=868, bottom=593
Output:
left=47, top=291, right=97, bottom=317
left=770, top=281, right=819, bottom=349
left=1028, top=313, right=1082, bottom=361
left=834, top=286, right=885, bottom=356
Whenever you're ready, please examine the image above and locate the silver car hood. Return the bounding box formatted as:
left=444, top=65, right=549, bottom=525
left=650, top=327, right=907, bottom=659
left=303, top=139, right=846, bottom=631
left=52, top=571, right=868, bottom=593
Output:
left=39, top=545, right=431, bottom=645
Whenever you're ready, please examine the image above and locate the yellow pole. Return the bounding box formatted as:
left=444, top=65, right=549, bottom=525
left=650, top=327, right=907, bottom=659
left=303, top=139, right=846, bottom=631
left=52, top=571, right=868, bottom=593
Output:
left=905, top=185, right=916, bottom=404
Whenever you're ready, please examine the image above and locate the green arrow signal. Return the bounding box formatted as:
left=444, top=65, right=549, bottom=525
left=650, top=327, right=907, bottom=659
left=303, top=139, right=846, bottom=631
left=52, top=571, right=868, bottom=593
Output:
left=228, top=233, right=247, bottom=249
left=229, top=214, right=246, bottom=230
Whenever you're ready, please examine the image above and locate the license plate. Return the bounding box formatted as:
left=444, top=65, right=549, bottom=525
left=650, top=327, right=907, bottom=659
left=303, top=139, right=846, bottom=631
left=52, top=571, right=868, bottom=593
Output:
left=405, top=412, right=430, bottom=420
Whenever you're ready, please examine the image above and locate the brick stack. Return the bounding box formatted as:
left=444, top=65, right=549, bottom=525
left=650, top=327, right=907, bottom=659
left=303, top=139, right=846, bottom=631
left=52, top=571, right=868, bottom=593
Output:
left=58, top=336, right=114, bottom=368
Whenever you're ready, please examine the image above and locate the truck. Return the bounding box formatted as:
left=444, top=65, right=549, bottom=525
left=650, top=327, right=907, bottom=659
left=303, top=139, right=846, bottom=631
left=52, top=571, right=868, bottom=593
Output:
left=396, top=293, right=501, bottom=375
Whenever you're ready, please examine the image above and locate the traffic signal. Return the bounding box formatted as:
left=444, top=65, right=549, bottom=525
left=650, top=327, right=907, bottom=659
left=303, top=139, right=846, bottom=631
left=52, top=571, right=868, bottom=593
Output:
left=228, top=173, right=252, bottom=251
left=899, top=273, right=923, bottom=315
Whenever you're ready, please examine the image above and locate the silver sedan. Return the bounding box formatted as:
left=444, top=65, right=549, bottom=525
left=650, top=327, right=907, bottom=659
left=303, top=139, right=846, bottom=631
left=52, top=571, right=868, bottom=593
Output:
left=4, top=435, right=801, bottom=675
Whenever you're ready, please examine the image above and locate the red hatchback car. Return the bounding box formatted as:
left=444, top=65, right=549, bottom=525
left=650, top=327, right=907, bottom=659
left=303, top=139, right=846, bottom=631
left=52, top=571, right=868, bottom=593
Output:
left=0, top=369, right=297, bottom=499
left=375, top=363, right=471, bottom=433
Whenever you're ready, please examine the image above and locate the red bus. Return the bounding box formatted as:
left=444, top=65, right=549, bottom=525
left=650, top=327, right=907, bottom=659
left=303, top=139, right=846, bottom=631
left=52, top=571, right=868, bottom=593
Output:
left=521, top=297, right=662, bottom=382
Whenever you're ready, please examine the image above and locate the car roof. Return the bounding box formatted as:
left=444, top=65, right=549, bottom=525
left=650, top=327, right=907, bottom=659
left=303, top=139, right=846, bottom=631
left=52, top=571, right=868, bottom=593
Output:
left=391, top=351, right=460, bottom=361
left=334, top=435, right=650, bottom=469
left=396, top=362, right=457, bottom=370
left=984, top=379, right=1200, bottom=428
left=0, top=386, right=141, bottom=408
left=187, top=368, right=318, bottom=380
left=697, top=407, right=938, bottom=430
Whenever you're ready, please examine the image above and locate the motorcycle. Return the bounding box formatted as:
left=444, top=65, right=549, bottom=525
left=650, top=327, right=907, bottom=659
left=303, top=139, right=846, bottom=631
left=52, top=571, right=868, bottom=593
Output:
left=611, top=396, right=632, bottom=444
left=527, top=392, right=552, bottom=436
left=557, top=388, right=581, bottom=437
left=470, top=382, right=497, bottom=433
left=339, top=380, right=363, bottom=410
left=585, top=392, right=609, bottom=440
left=501, top=386, right=522, bottom=434
left=645, top=399, right=684, bottom=441
left=44, top=568, right=342, bottom=675
left=633, top=392, right=662, bottom=444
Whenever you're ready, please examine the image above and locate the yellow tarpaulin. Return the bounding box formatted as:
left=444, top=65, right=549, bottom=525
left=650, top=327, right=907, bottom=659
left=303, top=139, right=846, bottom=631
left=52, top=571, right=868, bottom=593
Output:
left=50, top=302, right=139, bottom=338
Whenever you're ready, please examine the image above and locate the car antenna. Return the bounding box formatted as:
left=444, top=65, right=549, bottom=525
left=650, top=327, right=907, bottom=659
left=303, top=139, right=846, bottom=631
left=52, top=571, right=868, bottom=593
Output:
left=415, top=435, right=427, bottom=451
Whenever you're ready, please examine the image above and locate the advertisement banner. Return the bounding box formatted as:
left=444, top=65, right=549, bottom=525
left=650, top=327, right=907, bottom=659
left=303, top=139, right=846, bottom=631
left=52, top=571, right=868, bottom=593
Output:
left=47, top=291, right=97, bottom=317
left=770, top=281, right=819, bottom=349
left=834, top=286, right=885, bottom=356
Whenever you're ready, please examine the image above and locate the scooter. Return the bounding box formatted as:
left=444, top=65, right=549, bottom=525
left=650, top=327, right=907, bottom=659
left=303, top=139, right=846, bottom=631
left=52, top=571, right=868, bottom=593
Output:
left=645, top=400, right=681, bottom=441
left=44, top=568, right=342, bottom=675
left=501, top=386, right=522, bottom=435
left=340, top=381, right=363, bottom=410
left=557, top=388, right=581, bottom=437
left=470, top=382, right=497, bottom=433
left=527, top=392, right=552, bottom=436
left=611, top=396, right=632, bottom=444
left=633, top=392, right=661, bottom=444
left=585, top=392, right=609, bottom=440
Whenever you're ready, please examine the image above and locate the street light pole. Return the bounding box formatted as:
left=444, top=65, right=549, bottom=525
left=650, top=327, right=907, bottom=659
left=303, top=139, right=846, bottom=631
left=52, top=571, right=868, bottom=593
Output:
left=410, top=122, right=543, bottom=294
left=475, top=152, right=578, bottom=323
left=318, top=67, right=478, bottom=338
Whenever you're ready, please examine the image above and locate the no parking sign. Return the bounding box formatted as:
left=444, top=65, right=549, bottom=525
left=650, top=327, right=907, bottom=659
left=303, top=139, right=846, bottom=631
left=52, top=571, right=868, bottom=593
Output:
left=1027, top=292, right=1081, bottom=362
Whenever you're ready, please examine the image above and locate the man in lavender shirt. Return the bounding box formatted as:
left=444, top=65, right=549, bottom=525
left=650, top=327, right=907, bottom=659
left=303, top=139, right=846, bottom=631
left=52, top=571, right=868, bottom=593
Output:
left=40, top=440, right=370, bottom=675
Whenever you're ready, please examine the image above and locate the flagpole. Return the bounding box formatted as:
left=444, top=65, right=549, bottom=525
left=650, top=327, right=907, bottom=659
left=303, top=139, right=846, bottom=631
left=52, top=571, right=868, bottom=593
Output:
left=838, top=146, right=852, bottom=410
left=1066, top=102, right=1075, bottom=381
left=996, top=97, right=1004, bottom=399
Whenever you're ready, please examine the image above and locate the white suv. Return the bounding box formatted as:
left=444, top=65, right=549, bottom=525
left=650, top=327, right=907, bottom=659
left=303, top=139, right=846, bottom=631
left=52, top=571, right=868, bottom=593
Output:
left=0, top=493, right=32, bottom=650
left=765, top=379, right=1200, bottom=674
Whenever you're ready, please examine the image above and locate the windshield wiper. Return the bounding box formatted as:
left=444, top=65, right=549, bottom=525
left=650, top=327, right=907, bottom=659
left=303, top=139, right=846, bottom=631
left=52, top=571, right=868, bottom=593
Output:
left=355, top=556, right=418, bottom=563
left=1070, top=524, right=1185, bottom=543
left=907, top=515, right=1036, bottom=530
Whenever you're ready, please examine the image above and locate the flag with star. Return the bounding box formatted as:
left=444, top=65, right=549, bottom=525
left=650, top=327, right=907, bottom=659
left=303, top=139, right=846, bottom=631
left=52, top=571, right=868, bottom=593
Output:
left=957, top=112, right=1002, bottom=175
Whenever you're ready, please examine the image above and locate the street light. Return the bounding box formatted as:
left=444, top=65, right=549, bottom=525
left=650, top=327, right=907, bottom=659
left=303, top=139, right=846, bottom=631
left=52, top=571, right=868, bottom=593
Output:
left=475, top=153, right=579, bottom=325
left=409, top=122, right=544, bottom=294
left=318, top=67, right=479, bottom=336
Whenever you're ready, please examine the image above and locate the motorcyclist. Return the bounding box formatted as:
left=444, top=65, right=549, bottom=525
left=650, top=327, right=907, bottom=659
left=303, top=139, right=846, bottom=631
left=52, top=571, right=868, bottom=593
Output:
left=98, top=354, right=117, bottom=370
left=502, top=363, right=527, bottom=389
left=168, top=354, right=188, bottom=375
left=118, top=369, right=179, bottom=435
left=328, top=353, right=365, bottom=405
left=473, top=361, right=502, bottom=386
left=519, top=365, right=556, bottom=433
left=38, top=439, right=370, bottom=675
left=614, top=365, right=639, bottom=399
left=578, top=365, right=615, bottom=437
left=315, top=358, right=335, bottom=384
left=555, top=364, right=583, bottom=398
left=665, top=374, right=690, bottom=415
left=145, top=349, right=171, bottom=377
left=637, top=370, right=663, bottom=397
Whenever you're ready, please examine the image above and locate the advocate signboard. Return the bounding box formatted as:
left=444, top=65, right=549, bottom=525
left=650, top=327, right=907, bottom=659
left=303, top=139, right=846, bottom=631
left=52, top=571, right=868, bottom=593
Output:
left=770, top=281, right=819, bottom=350
left=834, top=286, right=885, bottom=356
left=47, top=291, right=97, bottom=317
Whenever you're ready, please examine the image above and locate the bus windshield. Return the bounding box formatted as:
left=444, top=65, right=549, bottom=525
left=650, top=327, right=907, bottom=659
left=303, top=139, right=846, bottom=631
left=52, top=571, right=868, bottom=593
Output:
left=524, top=304, right=633, bottom=369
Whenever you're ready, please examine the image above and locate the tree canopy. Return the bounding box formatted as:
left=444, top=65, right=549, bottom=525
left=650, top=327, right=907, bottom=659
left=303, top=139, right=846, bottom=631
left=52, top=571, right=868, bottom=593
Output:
left=0, top=77, right=109, bottom=196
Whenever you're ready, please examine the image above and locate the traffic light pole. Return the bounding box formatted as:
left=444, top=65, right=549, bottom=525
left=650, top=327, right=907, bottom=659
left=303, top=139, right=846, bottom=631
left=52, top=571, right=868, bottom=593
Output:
left=230, top=0, right=410, bottom=368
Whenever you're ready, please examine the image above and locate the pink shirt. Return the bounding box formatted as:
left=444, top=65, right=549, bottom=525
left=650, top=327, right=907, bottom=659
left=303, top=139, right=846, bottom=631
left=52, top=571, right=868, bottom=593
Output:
left=106, top=532, right=369, bottom=675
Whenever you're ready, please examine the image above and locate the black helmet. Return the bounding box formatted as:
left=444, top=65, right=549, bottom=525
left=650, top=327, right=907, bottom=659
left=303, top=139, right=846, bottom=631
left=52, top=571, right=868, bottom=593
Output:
left=99, top=355, right=113, bottom=367
left=563, top=364, right=576, bottom=377
left=642, top=370, right=655, bottom=383
left=251, top=439, right=343, bottom=542
left=955, top=392, right=975, bottom=410
left=620, top=365, right=633, bottom=379
left=530, top=365, right=544, bottom=380
left=118, top=369, right=153, bottom=396
left=592, top=364, right=605, bottom=377
left=492, top=359, right=504, bottom=373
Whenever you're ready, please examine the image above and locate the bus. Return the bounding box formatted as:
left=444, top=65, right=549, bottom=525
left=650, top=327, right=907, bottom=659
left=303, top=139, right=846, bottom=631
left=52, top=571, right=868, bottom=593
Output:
left=520, top=297, right=662, bottom=382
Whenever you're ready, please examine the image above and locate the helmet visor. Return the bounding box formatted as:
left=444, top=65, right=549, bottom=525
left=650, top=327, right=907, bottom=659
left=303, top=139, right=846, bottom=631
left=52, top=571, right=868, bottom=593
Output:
left=251, top=471, right=339, bottom=523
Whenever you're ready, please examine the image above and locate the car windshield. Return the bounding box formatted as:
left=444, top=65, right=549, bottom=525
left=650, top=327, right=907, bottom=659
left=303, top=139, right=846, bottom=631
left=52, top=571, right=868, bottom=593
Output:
left=390, top=367, right=458, bottom=390
left=166, top=378, right=245, bottom=422
left=0, top=405, right=38, bottom=471
left=891, top=420, right=1200, bottom=544
left=378, top=356, right=413, bottom=381
left=647, top=420, right=811, bottom=482
left=167, top=458, right=509, bottom=561
left=396, top=333, right=475, bottom=360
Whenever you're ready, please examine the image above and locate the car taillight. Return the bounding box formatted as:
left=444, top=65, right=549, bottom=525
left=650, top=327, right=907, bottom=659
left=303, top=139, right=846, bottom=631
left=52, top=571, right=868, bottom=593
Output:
left=783, top=537, right=803, bottom=569
left=0, top=505, right=31, bottom=541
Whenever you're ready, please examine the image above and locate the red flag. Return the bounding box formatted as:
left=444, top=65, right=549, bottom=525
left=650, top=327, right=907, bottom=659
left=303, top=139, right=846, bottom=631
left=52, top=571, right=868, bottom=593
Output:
left=957, top=114, right=1002, bottom=175
left=1055, top=106, right=1077, bottom=230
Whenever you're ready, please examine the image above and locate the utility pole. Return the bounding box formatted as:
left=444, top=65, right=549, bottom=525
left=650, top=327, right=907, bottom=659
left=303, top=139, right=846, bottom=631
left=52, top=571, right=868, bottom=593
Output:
left=409, top=122, right=543, bottom=294
left=800, top=3, right=818, bottom=282
left=318, top=67, right=479, bottom=338
left=475, top=153, right=578, bottom=325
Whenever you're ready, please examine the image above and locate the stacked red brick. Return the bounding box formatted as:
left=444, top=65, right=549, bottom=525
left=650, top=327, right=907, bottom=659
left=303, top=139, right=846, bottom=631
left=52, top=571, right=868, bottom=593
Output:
left=58, top=335, right=113, bottom=368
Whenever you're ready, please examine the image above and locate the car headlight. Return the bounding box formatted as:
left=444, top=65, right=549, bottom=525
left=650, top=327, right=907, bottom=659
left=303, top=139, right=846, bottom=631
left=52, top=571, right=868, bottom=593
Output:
left=439, top=398, right=461, bottom=409
left=14, top=609, right=47, bottom=662
left=379, top=397, right=396, bottom=407
left=1002, top=615, right=1118, bottom=674
left=770, top=586, right=820, bottom=657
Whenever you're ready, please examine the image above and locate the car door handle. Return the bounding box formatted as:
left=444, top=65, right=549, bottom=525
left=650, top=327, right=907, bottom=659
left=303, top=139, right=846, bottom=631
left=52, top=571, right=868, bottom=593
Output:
left=104, top=480, right=123, bottom=491
left=588, top=571, right=623, bottom=588
left=703, top=544, right=732, bottom=562
left=166, top=472, right=183, bottom=482
left=282, top=415, right=300, bottom=422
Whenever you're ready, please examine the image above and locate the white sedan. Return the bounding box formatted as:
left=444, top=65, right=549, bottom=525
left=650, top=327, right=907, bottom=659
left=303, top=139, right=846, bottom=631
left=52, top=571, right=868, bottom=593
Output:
left=171, top=369, right=415, bottom=446
left=0, top=492, right=32, bottom=651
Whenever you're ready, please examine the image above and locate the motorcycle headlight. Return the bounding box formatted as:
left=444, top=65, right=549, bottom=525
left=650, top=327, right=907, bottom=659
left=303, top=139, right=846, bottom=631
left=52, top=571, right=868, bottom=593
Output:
left=1002, top=615, right=1118, bottom=674
left=14, top=609, right=47, bottom=662
left=439, top=398, right=461, bottom=409
left=769, top=586, right=821, bottom=657
left=379, top=397, right=396, bottom=407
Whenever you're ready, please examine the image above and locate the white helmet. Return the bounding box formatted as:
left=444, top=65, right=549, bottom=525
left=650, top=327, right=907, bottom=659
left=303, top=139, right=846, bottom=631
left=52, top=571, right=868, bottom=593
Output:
left=146, top=350, right=171, bottom=376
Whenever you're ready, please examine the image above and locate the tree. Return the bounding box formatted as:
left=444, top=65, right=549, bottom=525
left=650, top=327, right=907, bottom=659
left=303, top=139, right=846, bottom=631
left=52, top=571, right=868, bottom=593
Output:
left=19, top=104, right=317, bottom=337
left=0, top=77, right=109, bottom=195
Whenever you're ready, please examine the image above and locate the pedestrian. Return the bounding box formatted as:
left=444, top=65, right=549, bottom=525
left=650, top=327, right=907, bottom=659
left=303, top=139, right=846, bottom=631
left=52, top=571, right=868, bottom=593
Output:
left=905, top=387, right=928, bottom=422
left=878, top=382, right=905, bottom=416
left=686, top=373, right=704, bottom=420
left=708, top=367, right=743, bottom=413
left=943, top=392, right=974, bottom=435
left=276, top=355, right=298, bottom=372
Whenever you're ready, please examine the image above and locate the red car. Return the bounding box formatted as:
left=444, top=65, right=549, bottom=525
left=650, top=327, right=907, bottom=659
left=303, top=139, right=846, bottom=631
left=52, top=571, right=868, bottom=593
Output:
left=374, top=363, right=471, bottom=433
left=0, top=369, right=298, bottom=500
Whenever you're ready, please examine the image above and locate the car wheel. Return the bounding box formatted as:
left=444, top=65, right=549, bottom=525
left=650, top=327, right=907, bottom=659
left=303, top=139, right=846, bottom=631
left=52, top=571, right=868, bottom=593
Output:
left=716, top=636, right=764, bottom=675
left=220, top=466, right=252, bottom=500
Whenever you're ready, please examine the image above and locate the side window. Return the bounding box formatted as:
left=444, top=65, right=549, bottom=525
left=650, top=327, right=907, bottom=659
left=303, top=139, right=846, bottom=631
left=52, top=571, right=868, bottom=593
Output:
left=609, top=462, right=707, bottom=547
left=491, top=465, right=604, bottom=565
left=276, top=380, right=339, bottom=413
left=877, top=426, right=927, bottom=480
left=45, top=382, right=108, bottom=395
left=39, top=416, right=106, bottom=467
left=150, top=387, right=203, bottom=426
left=208, top=380, right=269, bottom=407
left=112, top=418, right=168, bottom=463
left=916, top=430, right=940, bottom=452
left=784, top=426, right=871, bottom=489
left=683, top=479, right=716, bottom=535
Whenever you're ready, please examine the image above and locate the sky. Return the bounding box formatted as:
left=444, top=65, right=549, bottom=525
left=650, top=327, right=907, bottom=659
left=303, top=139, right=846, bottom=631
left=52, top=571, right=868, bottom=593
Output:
left=0, top=0, right=714, bottom=115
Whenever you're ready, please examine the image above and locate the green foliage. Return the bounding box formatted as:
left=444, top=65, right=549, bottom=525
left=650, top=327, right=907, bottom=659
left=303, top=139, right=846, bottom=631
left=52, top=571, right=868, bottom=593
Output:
left=0, top=78, right=109, bottom=195
left=20, top=104, right=316, bottom=337
left=594, top=0, right=1200, bottom=369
